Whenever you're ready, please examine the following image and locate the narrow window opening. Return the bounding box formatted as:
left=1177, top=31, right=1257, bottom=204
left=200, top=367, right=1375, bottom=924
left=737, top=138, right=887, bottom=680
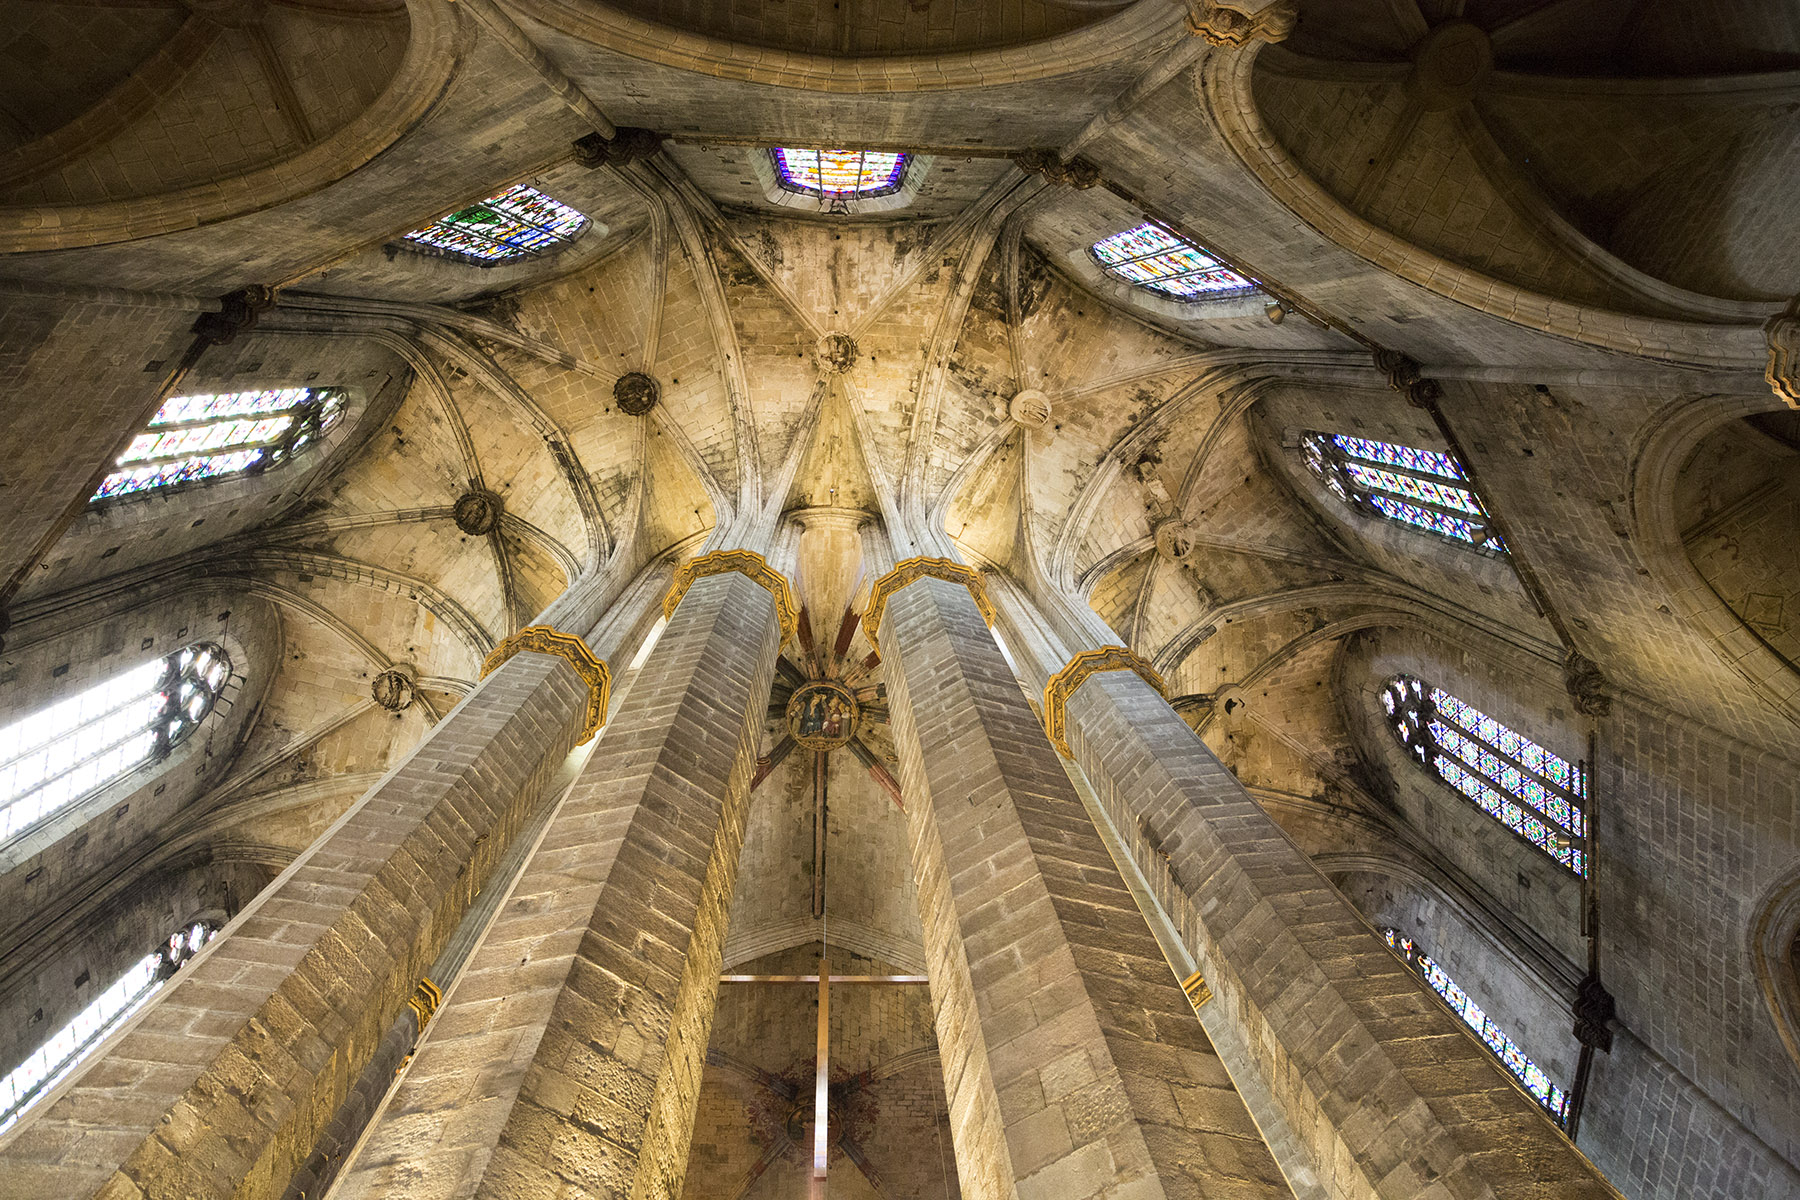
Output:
left=0, top=920, right=217, bottom=1133
left=402, top=184, right=589, bottom=265
left=92, top=389, right=346, bottom=502
left=1384, top=928, right=1569, bottom=1122
left=1089, top=223, right=1257, bottom=301
left=1302, top=432, right=1504, bottom=551
left=0, top=643, right=232, bottom=845
left=1384, top=675, right=1585, bottom=873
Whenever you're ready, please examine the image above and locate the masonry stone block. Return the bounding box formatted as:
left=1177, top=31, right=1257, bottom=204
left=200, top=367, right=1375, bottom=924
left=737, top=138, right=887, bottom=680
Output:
left=332, top=569, right=782, bottom=1200
left=0, top=650, right=591, bottom=1200
left=880, top=574, right=1293, bottom=1200
left=1064, top=667, right=1622, bottom=1200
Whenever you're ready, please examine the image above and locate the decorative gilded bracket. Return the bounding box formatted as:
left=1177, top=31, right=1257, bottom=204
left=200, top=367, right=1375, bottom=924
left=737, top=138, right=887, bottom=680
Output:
left=1182, top=970, right=1214, bottom=1013
left=407, top=977, right=443, bottom=1026
left=1043, top=645, right=1166, bottom=757
left=863, top=556, right=997, bottom=656
left=663, top=548, right=799, bottom=642
left=480, top=624, right=611, bottom=742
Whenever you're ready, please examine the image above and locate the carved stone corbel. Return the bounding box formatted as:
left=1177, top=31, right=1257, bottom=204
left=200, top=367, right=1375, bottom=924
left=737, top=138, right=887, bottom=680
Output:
left=1186, top=0, right=1298, bottom=46
left=1563, top=651, right=1612, bottom=719
left=573, top=127, right=666, bottom=169
left=1011, top=149, right=1102, bottom=190
left=1766, top=298, right=1800, bottom=410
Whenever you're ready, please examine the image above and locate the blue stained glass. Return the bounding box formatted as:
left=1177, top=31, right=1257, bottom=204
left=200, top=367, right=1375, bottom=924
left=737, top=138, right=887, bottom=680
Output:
left=1302, top=432, right=1505, bottom=552
left=772, top=149, right=909, bottom=199
left=1384, top=676, right=1586, bottom=872
left=1089, top=223, right=1256, bottom=300
left=1385, top=929, right=1569, bottom=1121
left=404, top=184, right=588, bottom=265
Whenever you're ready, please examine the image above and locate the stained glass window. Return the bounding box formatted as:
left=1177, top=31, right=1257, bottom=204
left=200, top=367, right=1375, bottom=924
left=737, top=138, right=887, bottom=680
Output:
left=403, top=184, right=588, bottom=264
left=1302, top=432, right=1504, bottom=551
left=1089, top=222, right=1256, bottom=300
left=1384, top=928, right=1569, bottom=1121
left=0, top=643, right=231, bottom=846
left=1384, top=675, right=1586, bottom=873
left=771, top=149, right=909, bottom=200
left=0, top=920, right=216, bottom=1133
left=92, top=388, right=345, bottom=502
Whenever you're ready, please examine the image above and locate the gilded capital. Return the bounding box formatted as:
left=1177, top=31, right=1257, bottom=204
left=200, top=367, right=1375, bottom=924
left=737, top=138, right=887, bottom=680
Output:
left=1182, top=970, right=1214, bottom=1013
left=863, top=556, right=997, bottom=655
left=1767, top=299, right=1800, bottom=410
left=1186, top=0, right=1297, bottom=46
left=664, top=548, right=799, bottom=642
left=407, top=977, right=443, bottom=1027
left=479, top=624, right=611, bottom=742
left=1043, top=645, right=1166, bottom=757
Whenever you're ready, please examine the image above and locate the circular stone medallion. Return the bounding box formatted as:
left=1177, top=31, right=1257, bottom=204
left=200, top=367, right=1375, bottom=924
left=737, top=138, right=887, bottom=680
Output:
left=786, top=679, right=860, bottom=751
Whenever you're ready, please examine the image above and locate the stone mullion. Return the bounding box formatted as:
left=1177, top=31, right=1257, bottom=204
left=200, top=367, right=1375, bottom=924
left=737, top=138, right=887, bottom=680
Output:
left=881, top=575, right=1291, bottom=1200
left=1063, top=668, right=1619, bottom=1200
left=0, top=650, right=592, bottom=1200
left=332, top=569, right=782, bottom=1200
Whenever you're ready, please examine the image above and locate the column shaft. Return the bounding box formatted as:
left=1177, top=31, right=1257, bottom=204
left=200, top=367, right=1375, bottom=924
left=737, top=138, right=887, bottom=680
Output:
left=881, top=576, right=1291, bottom=1200
left=0, top=651, right=592, bottom=1200
left=334, top=569, right=782, bottom=1199
left=1064, top=669, right=1620, bottom=1200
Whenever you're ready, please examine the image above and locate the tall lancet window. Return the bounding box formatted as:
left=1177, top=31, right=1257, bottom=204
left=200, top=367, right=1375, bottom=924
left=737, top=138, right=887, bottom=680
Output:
left=1089, top=222, right=1256, bottom=300
left=1384, top=675, right=1586, bottom=873
left=403, top=184, right=588, bottom=264
left=93, top=388, right=346, bottom=501
left=771, top=148, right=910, bottom=201
left=0, top=920, right=217, bottom=1133
left=1302, top=433, right=1504, bottom=551
left=1384, top=929, right=1569, bottom=1122
left=0, top=643, right=231, bottom=845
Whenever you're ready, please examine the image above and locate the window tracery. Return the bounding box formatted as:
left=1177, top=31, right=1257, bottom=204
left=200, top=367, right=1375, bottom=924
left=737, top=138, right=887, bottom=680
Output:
left=1089, top=222, right=1256, bottom=300
left=1383, top=675, right=1586, bottom=873
left=93, top=388, right=346, bottom=502
left=771, top=148, right=910, bottom=200
left=0, top=920, right=216, bottom=1133
left=1383, top=928, right=1569, bottom=1122
left=1301, top=432, right=1504, bottom=550
left=402, top=184, right=588, bottom=264
left=0, top=643, right=231, bottom=845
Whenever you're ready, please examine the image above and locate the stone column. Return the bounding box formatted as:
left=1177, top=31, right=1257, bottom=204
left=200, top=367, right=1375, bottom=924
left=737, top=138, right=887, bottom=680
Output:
left=1054, top=650, right=1621, bottom=1200
left=868, top=558, right=1292, bottom=1200
left=0, top=639, right=605, bottom=1200
left=333, top=551, right=791, bottom=1199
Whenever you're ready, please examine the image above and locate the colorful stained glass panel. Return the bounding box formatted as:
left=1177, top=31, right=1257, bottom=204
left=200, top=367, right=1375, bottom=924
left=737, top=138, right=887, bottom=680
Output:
left=1385, top=930, right=1569, bottom=1120
left=1090, top=223, right=1255, bottom=299
left=1382, top=675, right=1586, bottom=872
left=93, top=389, right=344, bottom=502
left=1301, top=432, right=1505, bottom=551
left=772, top=149, right=909, bottom=199
left=404, top=184, right=588, bottom=264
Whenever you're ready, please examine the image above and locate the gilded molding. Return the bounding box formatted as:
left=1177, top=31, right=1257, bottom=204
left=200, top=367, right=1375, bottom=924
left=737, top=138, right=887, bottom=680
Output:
left=1768, top=300, right=1800, bottom=410
left=863, top=556, right=996, bottom=655
left=1043, top=645, right=1166, bottom=757
left=1182, top=970, right=1214, bottom=1012
left=663, top=548, right=799, bottom=642
left=407, top=977, right=443, bottom=1027
left=1186, top=0, right=1297, bottom=46
left=479, top=624, right=611, bottom=742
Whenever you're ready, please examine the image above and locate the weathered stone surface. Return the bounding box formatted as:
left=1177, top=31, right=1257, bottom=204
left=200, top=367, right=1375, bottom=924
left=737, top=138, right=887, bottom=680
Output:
left=880, top=574, right=1291, bottom=1200
left=1064, top=667, right=1622, bottom=1200
left=333, top=569, right=782, bottom=1200
left=0, top=650, right=590, bottom=1200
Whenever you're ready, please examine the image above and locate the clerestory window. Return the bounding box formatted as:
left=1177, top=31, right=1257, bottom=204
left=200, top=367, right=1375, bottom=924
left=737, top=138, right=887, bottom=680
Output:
left=403, top=184, right=589, bottom=265
left=0, top=643, right=231, bottom=845
left=1384, top=928, right=1569, bottom=1122
left=771, top=148, right=910, bottom=200
left=1384, top=675, right=1586, bottom=873
left=1302, top=432, right=1504, bottom=551
left=1089, top=222, right=1257, bottom=300
left=0, top=920, right=216, bottom=1133
left=92, top=388, right=345, bottom=502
